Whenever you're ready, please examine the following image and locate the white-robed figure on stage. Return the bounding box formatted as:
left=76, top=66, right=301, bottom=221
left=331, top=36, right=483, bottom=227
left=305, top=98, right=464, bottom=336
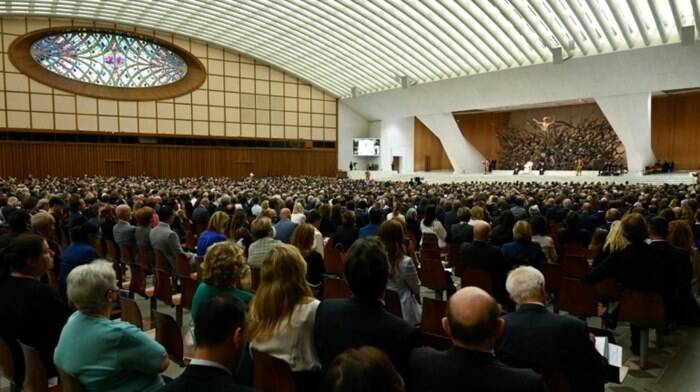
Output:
left=523, top=161, right=534, bottom=174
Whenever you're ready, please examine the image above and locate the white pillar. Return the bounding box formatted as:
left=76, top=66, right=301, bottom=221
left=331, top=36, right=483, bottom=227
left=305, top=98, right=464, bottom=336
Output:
left=595, top=92, right=655, bottom=174
left=379, top=117, right=414, bottom=173
left=416, top=113, right=484, bottom=174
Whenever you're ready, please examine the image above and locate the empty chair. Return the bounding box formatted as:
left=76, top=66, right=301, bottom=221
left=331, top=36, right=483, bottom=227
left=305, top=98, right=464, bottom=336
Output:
left=322, top=276, right=351, bottom=299
left=461, top=267, right=493, bottom=294
left=384, top=289, right=403, bottom=319
left=0, top=336, right=17, bottom=389
left=252, top=349, right=296, bottom=392
left=323, top=244, right=345, bottom=277
left=119, top=297, right=145, bottom=330
left=154, top=312, right=186, bottom=367
left=154, top=269, right=183, bottom=326
left=18, top=341, right=59, bottom=392
left=618, top=290, right=666, bottom=369
left=558, top=278, right=597, bottom=321
left=419, top=257, right=449, bottom=299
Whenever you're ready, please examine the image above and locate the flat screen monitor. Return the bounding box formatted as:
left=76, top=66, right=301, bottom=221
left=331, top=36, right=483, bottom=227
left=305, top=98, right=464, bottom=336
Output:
left=353, top=138, right=380, bottom=157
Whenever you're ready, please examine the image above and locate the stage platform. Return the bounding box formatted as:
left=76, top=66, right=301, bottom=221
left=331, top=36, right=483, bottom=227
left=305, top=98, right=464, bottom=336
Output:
left=346, top=170, right=697, bottom=185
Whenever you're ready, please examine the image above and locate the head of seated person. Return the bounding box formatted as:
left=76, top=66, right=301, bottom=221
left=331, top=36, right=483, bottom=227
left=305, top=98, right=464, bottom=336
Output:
left=69, top=221, right=99, bottom=245
left=157, top=206, right=175, bottom=224
left=115, top=204, right=131, bottom=222
left=193, top=295, right=247, bottom=369
left=134, top=207, right=154, bottom=228
left=442, top=287, right=503, bottom=352
left=1, top=233, right=54, bottom=280
left=251, top=217, right=274, bottom=240
left=506, top=266, right=547, bottom=306
left=321, top=346, right=405, bottom=392
left=31, top=211, right=56, bottom=239
left=344, top=238, right=389, bottom=304
left=207, top=211, right=230, bottom=235
left=621, top=212, right=648, bottom=244
left=201, top=241, right=249, bottom=288
left=368, top=208, right=383, bottom=226
left=512, top=220, right=532, bottom=242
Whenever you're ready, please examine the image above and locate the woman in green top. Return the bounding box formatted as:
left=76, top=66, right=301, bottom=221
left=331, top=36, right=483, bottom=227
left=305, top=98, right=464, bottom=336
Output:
left=191, top=241, right=254, bottom=320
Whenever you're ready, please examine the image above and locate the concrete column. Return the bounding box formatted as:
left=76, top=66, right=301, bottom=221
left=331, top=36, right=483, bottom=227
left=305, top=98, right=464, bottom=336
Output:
left=416, top=113, right=484, bottom=174
left=595, top=92, right=655, bottom=174
left=379, top=117, right=414, bottom=173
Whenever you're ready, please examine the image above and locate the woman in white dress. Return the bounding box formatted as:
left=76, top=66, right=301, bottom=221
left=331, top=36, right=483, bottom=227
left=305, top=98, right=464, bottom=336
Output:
left=420, top=204, right=447, bottom=248
left=291, top=202, right=306, bottom=225
left=379, top=219, right=422, bottom=325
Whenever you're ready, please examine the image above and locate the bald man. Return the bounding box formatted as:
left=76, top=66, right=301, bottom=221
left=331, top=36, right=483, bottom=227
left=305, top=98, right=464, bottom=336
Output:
left=408, top=287, right=545, bottom=392
left=460, top=222, right=510, bottom=304
left=113, top=204, right=138, bottom=262
left=274, top=208, right=297, bottom=243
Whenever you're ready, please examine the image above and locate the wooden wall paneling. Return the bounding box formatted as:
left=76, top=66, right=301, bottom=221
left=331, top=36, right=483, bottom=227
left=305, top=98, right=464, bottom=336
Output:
left=413, top=117, right=453, bottom=172
left=0, top=141, right=337, bottom=178
left=651, top=93, right=700, bottom=170
left=454, top=112, right=508, bottom=162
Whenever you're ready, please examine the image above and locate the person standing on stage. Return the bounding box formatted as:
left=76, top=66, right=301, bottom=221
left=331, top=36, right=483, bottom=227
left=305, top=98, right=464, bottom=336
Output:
left=575, top=156, right=585, bottom=176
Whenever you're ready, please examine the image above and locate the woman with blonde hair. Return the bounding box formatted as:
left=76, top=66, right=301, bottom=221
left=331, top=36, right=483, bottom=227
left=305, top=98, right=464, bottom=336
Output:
left=468, top=206, right=489, bottom=226
left=191, top=242, right=253, bottom=320
left=379, top=219, right=421, bottom=325
left=196, top=211, right=230, bottom=257
left=248, top=244, right=320, bottom=388
left=592, top=220, right=628, bottom=267
left=291, top=202, right=306, bottom=225
left=290, top=223, right=325, bottom=287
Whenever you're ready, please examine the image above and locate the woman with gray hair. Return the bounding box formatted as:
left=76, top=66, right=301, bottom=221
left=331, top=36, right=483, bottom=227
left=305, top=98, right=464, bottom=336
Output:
left=54, top=261, right=169, bottom=391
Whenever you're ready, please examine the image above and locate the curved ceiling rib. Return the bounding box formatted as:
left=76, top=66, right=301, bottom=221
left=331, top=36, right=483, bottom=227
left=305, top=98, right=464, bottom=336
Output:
left=0, top=0, right=684, bottom=98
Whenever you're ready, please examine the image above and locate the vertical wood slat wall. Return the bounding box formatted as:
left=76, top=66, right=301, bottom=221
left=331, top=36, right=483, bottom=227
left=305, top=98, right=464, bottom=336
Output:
left=413, top=117, right=453, bottom=172
left=0, top=141, right=337, bottom=178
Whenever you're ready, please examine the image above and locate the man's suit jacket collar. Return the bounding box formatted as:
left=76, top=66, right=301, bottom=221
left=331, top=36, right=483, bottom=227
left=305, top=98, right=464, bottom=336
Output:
left=446, top=346, right=496, bottom=364
left=514, top=303, right=548, bottom=314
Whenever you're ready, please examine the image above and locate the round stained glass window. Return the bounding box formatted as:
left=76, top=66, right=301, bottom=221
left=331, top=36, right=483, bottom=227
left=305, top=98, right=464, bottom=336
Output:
left=9, top=28, right=205, bottom=100
left=30, top=31, right=188, bottom=88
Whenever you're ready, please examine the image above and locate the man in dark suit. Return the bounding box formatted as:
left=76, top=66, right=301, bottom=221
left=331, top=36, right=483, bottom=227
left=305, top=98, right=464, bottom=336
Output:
left=460, top=222, right=510, bottom=304
left=497, top=266, right=607, bottom=392
left=442, top=201, right=459, bottom=238
left=408, top=287, right=546, bottom=392
left=161, top=295, right=255, bottom=392
left=647, top=216, right=699, bottom=325
left=191, top=198, right=211, bottom=226
left=577, top=202, right=597, bottom=233
left=449, top=207, right=473, bottom=245
left=314, top=238, right=420, bottom=377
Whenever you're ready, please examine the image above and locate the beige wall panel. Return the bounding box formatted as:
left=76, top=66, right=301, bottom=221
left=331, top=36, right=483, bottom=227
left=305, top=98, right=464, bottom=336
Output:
left=7, top=111, right=29, bottom=128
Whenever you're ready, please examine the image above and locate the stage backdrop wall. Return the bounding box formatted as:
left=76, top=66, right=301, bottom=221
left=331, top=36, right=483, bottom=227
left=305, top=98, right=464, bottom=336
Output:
left=457, top=95, right=700, bottom=170
left=0, top=141, right=337, bottom=178
left=414, top=117, right=452, bottom=172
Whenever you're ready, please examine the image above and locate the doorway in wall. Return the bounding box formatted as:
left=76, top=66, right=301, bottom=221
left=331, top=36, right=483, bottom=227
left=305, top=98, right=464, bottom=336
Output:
left=392, top=156, right=401, bottom=172
left=425, top=156, right=431, bottom=172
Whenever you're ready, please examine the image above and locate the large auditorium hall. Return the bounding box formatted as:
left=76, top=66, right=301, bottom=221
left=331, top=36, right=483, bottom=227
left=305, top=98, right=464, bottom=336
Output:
left=2, top=1, right=700, bottom=391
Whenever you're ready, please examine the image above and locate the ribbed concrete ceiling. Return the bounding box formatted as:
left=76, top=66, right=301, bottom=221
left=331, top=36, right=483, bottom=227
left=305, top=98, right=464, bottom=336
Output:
left=2, top=0, right=697, bottom=98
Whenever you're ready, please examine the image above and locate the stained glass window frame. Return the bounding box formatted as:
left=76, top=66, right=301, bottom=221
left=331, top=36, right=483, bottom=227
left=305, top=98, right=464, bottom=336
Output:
left=9, top=27, right=206, bottom=101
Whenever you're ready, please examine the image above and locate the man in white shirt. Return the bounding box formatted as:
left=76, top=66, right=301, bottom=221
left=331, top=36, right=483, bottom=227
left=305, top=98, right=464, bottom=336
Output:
left=306, top=210, right=325, bottom=258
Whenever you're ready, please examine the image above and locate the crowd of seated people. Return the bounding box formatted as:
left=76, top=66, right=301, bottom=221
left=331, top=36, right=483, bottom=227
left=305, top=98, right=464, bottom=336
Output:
left=1, top=174, right=700, bottom=390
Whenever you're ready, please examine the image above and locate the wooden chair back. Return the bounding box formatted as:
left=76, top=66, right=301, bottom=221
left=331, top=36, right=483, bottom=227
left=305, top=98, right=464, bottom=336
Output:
left=252, top=349, right=296, bottom=392
left=559, top=278, right=597, bottom=318
left=421, top=233, right=439, bottom=250
left=184, top=221, right=197, bottom=250
left=538, top=263, right=563, bottom=296
left=619, top=290, right=666, bottom=329
left=105, top=240, right=120, bottom=262
left=562, top=256, right=589, bottom=278
left=561, top=244, right=587, bottom=259
left=138, top=246, right=153, bottom=269
left=461, top=267, right=493, bottom=294
left=119, top=297, right=144, bottom=330
left=251, top=267, right=261, bottom=291
left=420, top=297, right=447, bottom=336
left=384, top=289, right=403, bottom=318
left=155, top=249, right=170, bottom=271
left=0, top=336, right=16, bottom=386
left=155, top=269, right=177, bottom=306
left=322, top=276, right=352, bottom=299
left=56, top=366, right=85, bottom=392
left=179, top=276, right=198, bottom=311
left=594, top=278, right=621, bottom=301
left=127, top=262, right=149, bottom=298
left=419, top=257, right=448, bottom=292
left=154, top=312, right=185, bottom=367
left=419, top=248, right=441, bottom=262
left=323, top=245, right=345, bottom=276
left=18, top=341, right=51, bottom=392
left=447, top=243, right=463, bottom=276
left=175, top=254, right=192, bottom=278
left=119, top=244, right=134, bottom=265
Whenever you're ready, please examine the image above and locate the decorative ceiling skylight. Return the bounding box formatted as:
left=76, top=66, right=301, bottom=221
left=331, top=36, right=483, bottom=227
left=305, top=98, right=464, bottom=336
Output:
left=31, top=31, right=188, bottom=87
left=1, top=0, right=694, bottom=98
